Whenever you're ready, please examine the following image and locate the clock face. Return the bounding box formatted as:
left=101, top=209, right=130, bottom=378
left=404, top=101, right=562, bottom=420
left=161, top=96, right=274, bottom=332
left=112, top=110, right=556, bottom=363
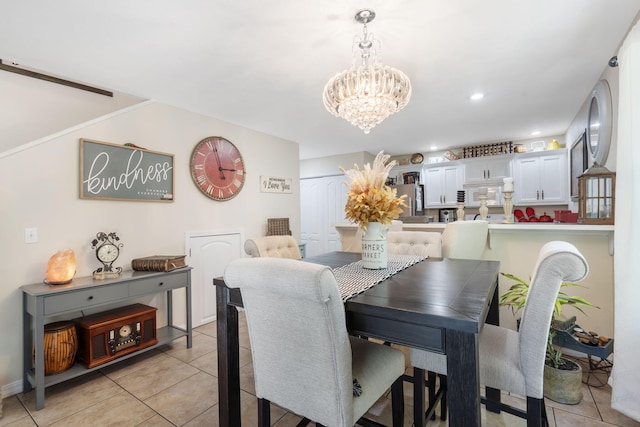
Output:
left=97, top=243, right=119, bottom=264
left=119, top=324, right=132, bottom=338
left=190, top=137, right=246, bottom=201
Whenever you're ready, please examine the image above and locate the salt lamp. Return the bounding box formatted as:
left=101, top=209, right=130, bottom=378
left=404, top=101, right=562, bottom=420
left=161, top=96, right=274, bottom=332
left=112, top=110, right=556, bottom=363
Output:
left=45, top=249, right=76, bottom=284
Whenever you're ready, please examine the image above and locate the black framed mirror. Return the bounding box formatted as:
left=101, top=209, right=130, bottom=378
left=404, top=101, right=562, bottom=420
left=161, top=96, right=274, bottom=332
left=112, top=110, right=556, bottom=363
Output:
left=587, top=80, right=612, bottom=166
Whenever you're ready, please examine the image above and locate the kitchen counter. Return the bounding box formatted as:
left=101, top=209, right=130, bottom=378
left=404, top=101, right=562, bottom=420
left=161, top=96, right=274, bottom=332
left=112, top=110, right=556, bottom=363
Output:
left=333, top=222, right=615, bottom=254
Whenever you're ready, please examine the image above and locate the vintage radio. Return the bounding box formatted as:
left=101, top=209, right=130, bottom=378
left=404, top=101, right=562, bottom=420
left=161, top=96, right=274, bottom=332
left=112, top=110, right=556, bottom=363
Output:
left=74, top=303, right=158, bottom=368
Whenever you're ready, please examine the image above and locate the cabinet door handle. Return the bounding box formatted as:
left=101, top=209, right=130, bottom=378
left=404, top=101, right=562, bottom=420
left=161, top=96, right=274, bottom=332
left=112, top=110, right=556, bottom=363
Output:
left=487, top=170, right=490, bottom=179
left=159, top=282, right=164, bottom=287
left=541, top=190, right=544, bottom=200
left=536, top=190, right=540, bottom=200
left=483, top=170, right=486, bottom=179
left=88, top=296, right=94, bottom=300
left=443, top=195, right=446, bottom=204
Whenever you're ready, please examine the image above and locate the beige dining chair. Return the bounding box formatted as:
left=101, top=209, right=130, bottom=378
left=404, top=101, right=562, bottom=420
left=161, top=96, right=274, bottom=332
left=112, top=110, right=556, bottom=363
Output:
left=410, top=241, right=589, bottom=427
left=387, top=231, right=442, bottom=257
left=244, top=235, right=302, bottom=259
left=441, top=220, right=488, bottom=259
left=224, top=257, right=406, bottom=427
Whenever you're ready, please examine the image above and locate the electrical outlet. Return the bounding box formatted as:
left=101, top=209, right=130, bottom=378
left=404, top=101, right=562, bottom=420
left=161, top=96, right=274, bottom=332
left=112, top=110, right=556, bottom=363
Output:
left=24, top=227, right=38, bottom=244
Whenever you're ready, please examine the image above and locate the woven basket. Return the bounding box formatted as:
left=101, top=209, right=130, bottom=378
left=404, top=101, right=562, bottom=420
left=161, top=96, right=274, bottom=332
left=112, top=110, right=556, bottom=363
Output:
left=43, top=321, right=78, bottom=375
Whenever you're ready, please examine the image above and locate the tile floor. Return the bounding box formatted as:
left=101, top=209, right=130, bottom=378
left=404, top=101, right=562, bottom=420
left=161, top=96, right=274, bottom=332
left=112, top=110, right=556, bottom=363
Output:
left=2, top=313, right=639, bottom=427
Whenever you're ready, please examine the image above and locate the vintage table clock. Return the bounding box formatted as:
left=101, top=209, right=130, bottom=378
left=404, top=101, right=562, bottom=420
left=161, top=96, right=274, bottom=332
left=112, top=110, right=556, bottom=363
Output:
left=578, top=164, right=616, bottom=225
left=91, top=231, right=123, bottom=279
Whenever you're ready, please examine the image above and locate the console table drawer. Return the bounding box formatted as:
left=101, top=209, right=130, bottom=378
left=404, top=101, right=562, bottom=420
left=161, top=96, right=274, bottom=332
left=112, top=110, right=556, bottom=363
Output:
left=44, top=283, right=129, bottom=315
left=128, top=272, right=186, bottom=297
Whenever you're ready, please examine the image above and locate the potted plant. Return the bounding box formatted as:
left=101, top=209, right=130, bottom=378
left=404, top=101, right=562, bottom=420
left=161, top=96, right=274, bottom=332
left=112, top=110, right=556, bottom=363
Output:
left=499, top=272, right=596, bottom=404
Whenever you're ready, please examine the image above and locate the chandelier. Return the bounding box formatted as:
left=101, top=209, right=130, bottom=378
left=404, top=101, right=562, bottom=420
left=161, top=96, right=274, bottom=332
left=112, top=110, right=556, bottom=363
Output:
left=322, top=9, right=412, bottom=134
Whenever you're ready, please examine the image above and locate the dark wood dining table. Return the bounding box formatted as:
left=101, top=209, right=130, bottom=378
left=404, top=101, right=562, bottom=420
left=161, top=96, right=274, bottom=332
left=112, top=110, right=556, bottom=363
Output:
left=213, top=252, right=501, bottom=427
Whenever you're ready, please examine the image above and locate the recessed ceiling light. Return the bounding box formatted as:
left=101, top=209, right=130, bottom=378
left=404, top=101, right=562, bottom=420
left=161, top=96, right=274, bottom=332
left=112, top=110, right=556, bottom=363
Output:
left=531, top=131, right=541, bottom=136
left=470, top=93, right=484, bottom=101
left=430, top=145, right=438, bottom=151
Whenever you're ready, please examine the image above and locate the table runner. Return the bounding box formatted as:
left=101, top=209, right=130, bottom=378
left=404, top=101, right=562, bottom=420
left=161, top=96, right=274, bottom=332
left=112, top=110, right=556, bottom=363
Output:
left=333, top=254, right=426, bottom=301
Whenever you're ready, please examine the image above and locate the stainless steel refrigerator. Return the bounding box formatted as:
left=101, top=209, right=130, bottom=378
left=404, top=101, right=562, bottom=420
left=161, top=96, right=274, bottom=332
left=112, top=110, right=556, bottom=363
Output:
left=392, top=184, right=424, bottom=217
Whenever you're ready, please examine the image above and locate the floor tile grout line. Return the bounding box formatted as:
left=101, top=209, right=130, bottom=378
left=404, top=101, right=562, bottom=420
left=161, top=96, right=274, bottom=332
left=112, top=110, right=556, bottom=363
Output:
left=587, top=384, right=605, bottom=423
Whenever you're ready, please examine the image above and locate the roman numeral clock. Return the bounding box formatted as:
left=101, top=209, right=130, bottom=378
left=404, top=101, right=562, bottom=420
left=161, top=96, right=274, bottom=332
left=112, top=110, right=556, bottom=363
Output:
left=190, top=136, right=246, bottom=201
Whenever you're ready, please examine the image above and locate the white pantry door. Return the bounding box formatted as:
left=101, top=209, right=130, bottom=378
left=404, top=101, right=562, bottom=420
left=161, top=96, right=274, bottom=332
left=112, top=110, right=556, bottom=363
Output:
left=186, top=229, right=243, bottom=327
left=300, top=175, right=348, bottom=257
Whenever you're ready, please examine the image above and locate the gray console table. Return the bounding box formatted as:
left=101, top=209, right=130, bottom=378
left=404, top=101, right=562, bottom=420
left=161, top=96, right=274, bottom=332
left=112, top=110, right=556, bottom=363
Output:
left=21, top=268, right=192, bottom=410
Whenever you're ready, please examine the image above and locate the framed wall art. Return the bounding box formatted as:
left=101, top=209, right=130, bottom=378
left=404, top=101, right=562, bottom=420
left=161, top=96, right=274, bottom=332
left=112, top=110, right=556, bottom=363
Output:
left=80, top=138, right=174, bottom=202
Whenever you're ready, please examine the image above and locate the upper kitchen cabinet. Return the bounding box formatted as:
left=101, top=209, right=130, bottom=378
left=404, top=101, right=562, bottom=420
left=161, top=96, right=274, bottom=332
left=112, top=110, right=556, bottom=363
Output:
left=462, top=155, right=513, bottom=183
left=424, top=163, right=464, bottom=207
left=513, top=150, right=568, bottom=205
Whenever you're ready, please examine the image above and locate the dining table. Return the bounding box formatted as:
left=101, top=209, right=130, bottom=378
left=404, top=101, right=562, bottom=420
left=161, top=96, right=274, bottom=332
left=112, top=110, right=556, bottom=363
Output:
left=213, top=251, right=501, bottom=427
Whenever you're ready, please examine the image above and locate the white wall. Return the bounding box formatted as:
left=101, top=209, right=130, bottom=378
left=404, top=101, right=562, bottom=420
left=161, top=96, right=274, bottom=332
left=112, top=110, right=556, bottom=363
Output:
left=0, top=70, right=143, bottom=154
left=300, top=151, right=375, bottom=179
left=0, top=101, right=300, bottom=394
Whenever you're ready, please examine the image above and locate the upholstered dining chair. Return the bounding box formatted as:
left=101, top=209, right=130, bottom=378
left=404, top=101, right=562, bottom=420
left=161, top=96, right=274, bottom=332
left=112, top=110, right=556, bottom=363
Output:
left=224, top=257, right=406, bottom=427
left=440, top=220, right=488, bottom=259
left=410, top=241, right=589, bottom=427
left=244, top=235, right=302, bottom=259
left=387, top=231, right=442, bottom=257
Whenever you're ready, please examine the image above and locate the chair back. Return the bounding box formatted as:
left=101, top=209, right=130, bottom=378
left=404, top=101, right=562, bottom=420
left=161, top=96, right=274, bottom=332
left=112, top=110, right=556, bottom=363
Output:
left=224, top=258, right=353, bottom=425
left=244, top=235, right=301, bottom=259
left=441, top=220, right=488, bottom=259
left=517, top=241, right=589, bottom=398
left=266, top=217, right=292, bottom=236
left=387, top=231, right=442, bottom=257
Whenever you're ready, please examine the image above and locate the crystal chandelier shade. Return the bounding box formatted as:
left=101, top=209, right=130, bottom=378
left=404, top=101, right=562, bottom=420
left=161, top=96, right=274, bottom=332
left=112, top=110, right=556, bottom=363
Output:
left=323, top=10, right=412, bottom=134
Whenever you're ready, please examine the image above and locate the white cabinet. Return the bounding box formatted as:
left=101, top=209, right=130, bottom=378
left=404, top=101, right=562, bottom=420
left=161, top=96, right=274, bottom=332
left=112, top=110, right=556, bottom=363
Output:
left=300, top=175, right=349, bottom=257
left=463, top=155, right=513, bottom=183
left=513, top=150, right=568, bottom=205
left=424, top=163, right=463, bottom=207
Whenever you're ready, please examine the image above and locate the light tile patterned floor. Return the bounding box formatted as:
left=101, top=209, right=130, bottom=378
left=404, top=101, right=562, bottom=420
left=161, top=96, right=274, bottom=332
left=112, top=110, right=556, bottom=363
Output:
left=2, top=315, right=638, bottom=427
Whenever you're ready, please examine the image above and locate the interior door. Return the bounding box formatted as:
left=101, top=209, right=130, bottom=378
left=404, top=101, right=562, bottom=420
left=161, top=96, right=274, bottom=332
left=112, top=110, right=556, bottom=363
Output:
left=187, top=230, right=242, bottom=327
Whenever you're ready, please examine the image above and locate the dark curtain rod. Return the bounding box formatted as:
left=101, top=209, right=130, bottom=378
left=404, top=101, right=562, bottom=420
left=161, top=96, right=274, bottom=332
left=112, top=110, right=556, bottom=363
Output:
left=0, top=59, right=113, bottom=97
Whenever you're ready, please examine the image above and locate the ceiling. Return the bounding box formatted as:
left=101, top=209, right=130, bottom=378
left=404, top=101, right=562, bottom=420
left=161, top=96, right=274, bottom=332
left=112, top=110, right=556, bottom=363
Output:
left=1, top=1, right=639, bottom=159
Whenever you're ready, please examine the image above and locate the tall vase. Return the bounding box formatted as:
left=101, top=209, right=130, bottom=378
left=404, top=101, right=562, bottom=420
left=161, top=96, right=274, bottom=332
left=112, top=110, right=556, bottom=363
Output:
left=361, top=222, right=388, bottom=269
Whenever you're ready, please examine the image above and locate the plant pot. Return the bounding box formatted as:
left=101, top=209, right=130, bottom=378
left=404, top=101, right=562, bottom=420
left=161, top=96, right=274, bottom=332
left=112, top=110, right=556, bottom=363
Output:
left=543, top=358, right=583, bottom=404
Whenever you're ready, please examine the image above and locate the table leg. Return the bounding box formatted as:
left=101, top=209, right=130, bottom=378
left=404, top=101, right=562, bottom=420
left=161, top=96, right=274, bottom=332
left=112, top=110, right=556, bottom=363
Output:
left=216, top=285, right=241, bottom=427
left=446, top=329, right=480, bottom=427
left=22, top=296, right=32, bottom=394
left=34, top=301, right=45, bottom=410
left=485, top=279, right=501, bottom=413
left=185, top=281, right=193, bottom=348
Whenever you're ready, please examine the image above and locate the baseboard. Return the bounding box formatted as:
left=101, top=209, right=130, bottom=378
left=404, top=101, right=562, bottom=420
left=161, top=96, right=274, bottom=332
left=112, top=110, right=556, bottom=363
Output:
left=2, top=379, right=24, bottom=398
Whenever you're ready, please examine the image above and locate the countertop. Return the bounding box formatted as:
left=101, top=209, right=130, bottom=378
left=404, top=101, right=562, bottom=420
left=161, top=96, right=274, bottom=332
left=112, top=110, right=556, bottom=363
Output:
left=332, top=222, right=615, bottom=254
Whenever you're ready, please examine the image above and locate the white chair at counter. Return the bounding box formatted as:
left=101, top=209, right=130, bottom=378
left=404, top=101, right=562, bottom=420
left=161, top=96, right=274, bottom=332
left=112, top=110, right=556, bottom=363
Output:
left=387, top=231, right=442, bottom=257
left=441, top=220, right=488, bottom=259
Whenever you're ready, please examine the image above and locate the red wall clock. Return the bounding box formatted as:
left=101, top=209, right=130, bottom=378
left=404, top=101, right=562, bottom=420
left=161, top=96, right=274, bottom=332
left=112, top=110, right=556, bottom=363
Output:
left=190, top=136, right=246, bottom=201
